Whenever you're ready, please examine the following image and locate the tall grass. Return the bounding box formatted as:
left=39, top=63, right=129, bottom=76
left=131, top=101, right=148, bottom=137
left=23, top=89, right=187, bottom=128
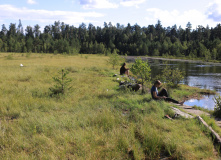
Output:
left=0, top=53, right=219, bottom=159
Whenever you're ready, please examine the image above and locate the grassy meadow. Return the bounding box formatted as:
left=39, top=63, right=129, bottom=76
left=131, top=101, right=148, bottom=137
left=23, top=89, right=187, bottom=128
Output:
left=0, top=53, right=220, bottom=159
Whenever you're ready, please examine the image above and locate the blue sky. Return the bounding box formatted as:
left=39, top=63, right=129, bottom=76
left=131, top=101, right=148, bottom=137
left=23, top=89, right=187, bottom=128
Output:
left=0, top=0, right=221, bottom=31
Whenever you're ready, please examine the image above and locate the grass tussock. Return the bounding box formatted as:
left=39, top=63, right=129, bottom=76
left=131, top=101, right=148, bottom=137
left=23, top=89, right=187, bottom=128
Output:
left=0, top=52, right=219, bottom=159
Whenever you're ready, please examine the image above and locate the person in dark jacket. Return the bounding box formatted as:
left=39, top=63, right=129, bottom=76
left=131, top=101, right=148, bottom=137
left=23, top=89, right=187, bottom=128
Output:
left=151, top=80, right=185, bottom=105
left=120, top=63, right=129, bottom=76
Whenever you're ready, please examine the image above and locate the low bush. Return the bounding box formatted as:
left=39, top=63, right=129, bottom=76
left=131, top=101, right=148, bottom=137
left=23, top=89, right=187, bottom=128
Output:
left=5, top=54, right=14, bottom=60
left=49, top=69, right=72, bottom=96
left=154, top=63, right=184, bottom=88
left=130, top=58, right=151, bottom=94
left=213, top=95, right=221, bottom=118
left=107, top=50, right=124, bottom=69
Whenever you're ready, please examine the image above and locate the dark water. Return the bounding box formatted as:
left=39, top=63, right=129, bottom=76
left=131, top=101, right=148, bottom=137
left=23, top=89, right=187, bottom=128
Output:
left=147, top=58, right=221, bottom=110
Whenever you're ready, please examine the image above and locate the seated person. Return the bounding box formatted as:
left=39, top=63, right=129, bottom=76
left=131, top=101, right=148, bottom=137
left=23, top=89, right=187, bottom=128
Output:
left=151, top=80, right=185, bottom=105
left=120, top=63, right=129, bottom=76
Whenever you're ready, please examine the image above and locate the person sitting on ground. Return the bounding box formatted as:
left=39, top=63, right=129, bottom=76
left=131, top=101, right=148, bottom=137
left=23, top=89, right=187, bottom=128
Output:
left=120, top=62, right=129, bottom=76
left=151, top=80, right=185, bottom=105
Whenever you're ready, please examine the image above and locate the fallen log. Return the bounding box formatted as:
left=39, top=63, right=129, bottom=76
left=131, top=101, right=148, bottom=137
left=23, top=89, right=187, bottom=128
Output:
left=196, top=116, right=221, bottom=145
left=170, top=107, right=194, bottom=119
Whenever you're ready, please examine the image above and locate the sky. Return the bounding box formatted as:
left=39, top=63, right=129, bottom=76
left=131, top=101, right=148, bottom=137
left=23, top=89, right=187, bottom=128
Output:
left=0, top=0, right=221, bottom=31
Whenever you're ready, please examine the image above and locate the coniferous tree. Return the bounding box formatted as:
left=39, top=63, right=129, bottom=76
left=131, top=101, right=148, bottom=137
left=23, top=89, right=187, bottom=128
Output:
left=1, top=19, right=221, bottom=61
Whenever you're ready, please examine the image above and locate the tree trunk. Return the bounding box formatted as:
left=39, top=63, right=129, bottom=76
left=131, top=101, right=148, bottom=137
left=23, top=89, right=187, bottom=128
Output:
left=197, top=116, right=221, bottom=146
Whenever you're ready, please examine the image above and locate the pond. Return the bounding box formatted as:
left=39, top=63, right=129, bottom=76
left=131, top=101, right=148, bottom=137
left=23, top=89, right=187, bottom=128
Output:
left=147, top=58, right=221, bottom=110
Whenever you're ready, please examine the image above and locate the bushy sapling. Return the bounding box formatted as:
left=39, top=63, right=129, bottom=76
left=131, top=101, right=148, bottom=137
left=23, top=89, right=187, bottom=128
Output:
left=214, top=95, right=221, bottom=118
left=108, top=50, right=122, bottom=69
left=49, top=69, right=72, bottom=96
left=155, top=63, right=184, bottom=88
left=130, top=58, right=151, bottom=94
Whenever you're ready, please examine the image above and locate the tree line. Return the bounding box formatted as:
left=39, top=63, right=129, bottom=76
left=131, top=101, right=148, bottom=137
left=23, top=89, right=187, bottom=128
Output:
left=1, top=20, right=221, bottom=60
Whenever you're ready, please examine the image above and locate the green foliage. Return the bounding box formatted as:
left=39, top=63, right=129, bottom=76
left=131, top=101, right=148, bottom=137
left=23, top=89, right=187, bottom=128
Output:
left=123, top=53, right=127, bottom=63
left=49, top=69, right=72, bottom=96
left=26, top=52, right=31, bottom=58
left=204, top=49, right=211, bottom=62
left=153, top=49, right=160, bottom=56
left=1, top=20, right=221, bottom=62
left=53, top=50, right=58, bottom=55
left=156, top=64, right=184, bottom=88
left=131, top=58, right=151, bottom=93
left=200, top=114, right=221, bottom=136
left=108, top=50, right=122, bottom=69
left=5, top=54, right=14, bottom=60
left=23, top=46, right=27, bottom=53
left=211, top=48, right=217, bottom=60
left=213, top=95, right=221, bottom=118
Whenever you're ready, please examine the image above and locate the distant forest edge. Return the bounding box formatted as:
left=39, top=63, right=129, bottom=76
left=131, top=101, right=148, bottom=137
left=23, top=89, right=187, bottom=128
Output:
left=1, top=20, right=221, bottom=61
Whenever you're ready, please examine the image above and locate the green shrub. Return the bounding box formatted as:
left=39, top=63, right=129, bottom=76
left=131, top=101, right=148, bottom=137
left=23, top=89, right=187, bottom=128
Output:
left=213, top=95, right=221, bottom=118
left=131, top=58, right=151, bottom=93
left=108, top=50, right=122, bottom=69
left=49, top=69, right=72, bottom=96
left=6, top=54, right=13, bottom=60
left=155, top=63, right=184, bottom=88
left=54, top=50, right=58, bottom=55
left=26, top=52, right=31, bottom=58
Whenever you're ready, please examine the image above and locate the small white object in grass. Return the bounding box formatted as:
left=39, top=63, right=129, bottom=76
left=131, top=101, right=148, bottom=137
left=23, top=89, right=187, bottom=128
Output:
left=117, top=78, right=119, bottom=80
left=107, top=89, right=108, bottom=91
left=20, top=64, right=23, bottom=67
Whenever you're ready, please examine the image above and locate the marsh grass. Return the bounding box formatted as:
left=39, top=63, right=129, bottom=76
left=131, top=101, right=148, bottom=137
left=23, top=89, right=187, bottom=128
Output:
left=5, top=54, right=14, bottom=60
left=0, top=53, right=219, bottom=159
left=200, top=114, right=221, bottom=136
left=169, top=84, right=216, bottom=101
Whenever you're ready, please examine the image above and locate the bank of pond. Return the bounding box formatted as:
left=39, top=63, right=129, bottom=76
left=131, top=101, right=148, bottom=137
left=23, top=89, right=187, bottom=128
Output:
left=126, top=56, right=221, bottom=110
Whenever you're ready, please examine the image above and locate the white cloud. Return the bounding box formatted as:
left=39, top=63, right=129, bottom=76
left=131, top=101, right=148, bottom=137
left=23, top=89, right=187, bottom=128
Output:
left=207, top=0, right=221, bottom=22
left=0, top=5, right=104, bottom=25
left=120, top=0, right=146, bottom=8
left=145, top=8, right=217, bottom=28
left=80, top=0, right=118, bottom=9
left=27, top=0, right=37, bottom=4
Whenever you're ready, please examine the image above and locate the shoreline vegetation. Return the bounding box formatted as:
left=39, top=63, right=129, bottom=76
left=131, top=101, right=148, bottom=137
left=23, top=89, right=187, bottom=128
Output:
left=125, top=55, right=221, bottom=65
left=0, top=52, right=221, bottom=159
